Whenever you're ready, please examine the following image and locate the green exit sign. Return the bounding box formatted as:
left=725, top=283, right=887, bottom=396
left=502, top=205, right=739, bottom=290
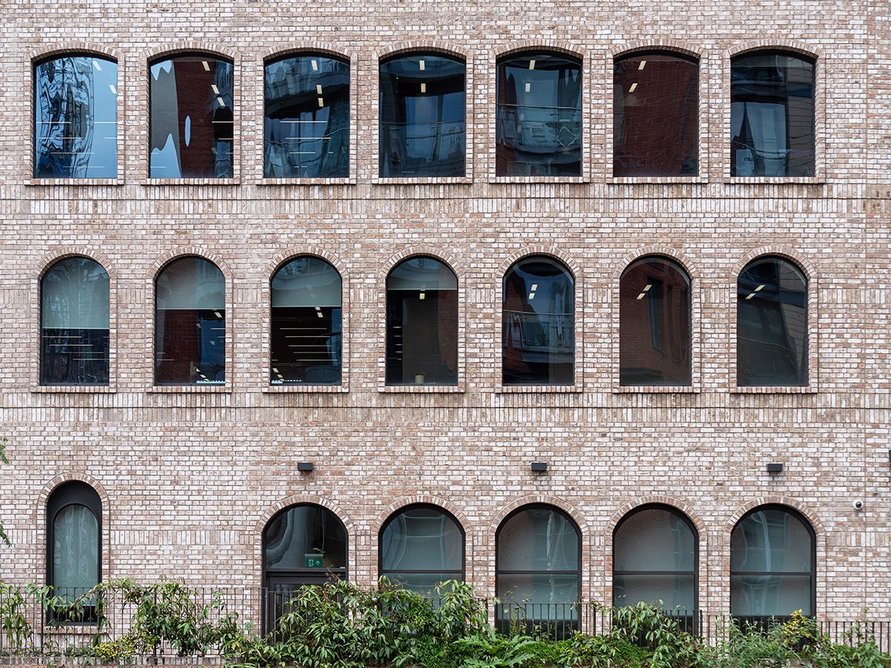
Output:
left=305, top=555, right=324, bottom=568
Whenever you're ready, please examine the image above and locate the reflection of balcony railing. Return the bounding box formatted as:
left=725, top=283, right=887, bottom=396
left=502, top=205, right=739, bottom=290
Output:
left=504, top=310, right=574, bottom=358
left=380, top=120, right=465, bottom=175
left=496, top=104, right=581, bottom=153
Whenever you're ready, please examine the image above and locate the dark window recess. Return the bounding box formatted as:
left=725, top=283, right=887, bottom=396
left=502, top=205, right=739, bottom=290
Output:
left=613, top=53, right=698, bottom=177
left=41, top=257, right=110, bottom=385
left=620, top=257, right=691, bottom=386
left=154, top=257, right=226, bottom=385
left=737, top=256, right=808, bottom=386
left=731, top=52, right=815, bottom=177
left=149, top=55, right=234, bottom=178
left=386, top=256, right=458, bottom=385
left=502, top=256, right=574, bottom=385
left=379, top=54, right=466, bottom=177
left=264, top=54, right=349, bottom=178
left=496, top=52, right=582, bottom=177
left=270, top=256, right=342, bottom=385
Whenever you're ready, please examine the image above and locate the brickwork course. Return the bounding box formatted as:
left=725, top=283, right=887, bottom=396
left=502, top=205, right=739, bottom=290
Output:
left=0, top=0, right=889, bottom=623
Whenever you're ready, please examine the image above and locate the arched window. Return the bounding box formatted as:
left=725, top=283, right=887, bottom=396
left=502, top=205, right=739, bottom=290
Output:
left=620, top=257, right=691, bottom=386
left=386, top=256, right=458, bottom=385
left=264, top=53, right=349, bottom=178
left=47, top=481, right=101, bottom=622
left=379, top=53, right=466, bottom=177
left=496, top=505, right=580, bottom=637
left=270, top=256, right=342, bottom=385
left=613, top=51, right=698, bottom=176
left=379, top=505, right=464, bottom=598
left=149, top=54, right=234, bottom=178
left=496, top=51, right=582, bottom=177
left=262, top=504, right=348, bottom=631
left=731, top=51, right=815, bottom=177
left=737, top=256, right=808, bottom=386
left=613, top=505, right=698, bottom=614
left=41, top=257, right=110, bottom=385
left=502, top=256, right=574, bottom=385
left=154, top=257, right=225, bottom=385
left=34, top=53, right=118, bottom=179
left=731, top=506, right=815, bottom=619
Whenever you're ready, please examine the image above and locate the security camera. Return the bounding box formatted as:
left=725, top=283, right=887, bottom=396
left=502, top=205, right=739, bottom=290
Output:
left=852, top=500, right=864, bottom=511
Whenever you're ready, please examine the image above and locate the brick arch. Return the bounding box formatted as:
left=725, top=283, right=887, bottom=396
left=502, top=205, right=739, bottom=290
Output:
left=381, top=246, right=464, bottom=285
left=373, top=495, right=470, bottom=533
left=37, top=248, right=116, bottom=281
left=36, top=473, right=111, bottom=521
left=30, top=44, right=122, bottom=63
left=255, top=494, right=355, bottom=537
left=727, top=40, right=821, bottom=61
left=493, top=40, right=585, bottom=62
left=725, top=497, right=825, bottom=539
left=149, top=247, right=233, bottom=282
left=498, top=246, right=582, bottom=281
left=144, top=43, right=235, bottom=63
left=613, top=246, right=699, bottom=282
left=266, top=248, right=349, bottom=283
left=377, top=41, right=469, bottom=62
left=607, top=496, right=707, bottom=540
left=732, top=246, right=816, bottom=283
left=489, top=495, right=590, bottom=535
left=261, top=44, right=355, bottom=64
left=613, top=41, right=702, bottom=60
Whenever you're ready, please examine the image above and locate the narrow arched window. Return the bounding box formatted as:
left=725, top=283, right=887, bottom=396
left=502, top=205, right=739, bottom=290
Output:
left=613, top=505, right=698, bottom=615
left=264, top=53, right=349, bottom=178
left=379, top=505, right=464, bottom=598
left=154, top=257, right=225, bottom=385
left=620, top=257, right=691, bottom=386
left=47, top=481, right=101, bottom=622
left=149, top=54, right=234, bottom=178
left=731, top=506, right=815, bottom=619
left=737, top=256, right=808, bottom=386
left=731, top=51, right=815, bottom=177
left=503, top=256, right=574, bottom=385
left=34, top=54, right=118, bottom=179
left=41, top=257, right=110, bottom=385
left=386, top=256, right=458, bottom=385
left=270, top=256, right=342, bottom=385
left=496, top=505, right=580, bottom=638
left=613, top=52, right=698, bottom=176
left=496, top=51, right=582, bottom=177
left=379, top=53, right=466, bottom=177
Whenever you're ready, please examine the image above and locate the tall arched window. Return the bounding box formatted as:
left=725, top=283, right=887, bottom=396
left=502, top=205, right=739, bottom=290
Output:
left=262, top=504, right=348, bottom=631
left=154, top=257, right=225, bottom=385
left=264, top=53, right=349, bottom=178
left=613, top=505, right=698, bottom=614
left=149, top=54, right=234, bottom=178
left=379, top=52, right=466, bottom=177
left=41, top=257, right=110, bottom=385
left=731, top=51, right=815, bottom=177
left=271, top=256, right=342, bottom=385
left=496, top=505, right=581, bottom=637
left=613, top=51, right=698, bottom=176
left=386, top=256, right=458, bottom=385
left=379, top=505, right=464, bottom=597
left=737, top=255, right=808, bottom=386
left=47, top=481, right=101, bottom=622
left=620, top=257, right=691, bottom=386
left=731, top=506, right=815, bottom=619
left=503, top=256, right=574, bottom=385
left=34, top=53, right=118, bottom=179
left=496, top=51, right=582, bottom=176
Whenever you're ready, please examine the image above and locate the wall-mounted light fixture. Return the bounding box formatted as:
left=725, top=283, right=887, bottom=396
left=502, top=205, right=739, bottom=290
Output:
left=766, top=463, right=784, bottom=474
left=531, top=462, right=548, bottom=473
left=297, top=462, right=315, bottom=473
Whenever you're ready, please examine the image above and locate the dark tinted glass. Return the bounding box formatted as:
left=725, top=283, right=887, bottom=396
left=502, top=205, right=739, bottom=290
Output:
left=41, top=257, right=110, bottom=385
left=386, top=256, right=458, bottom=385
left=502, top=256, right=574, bottom=385
left=731, top=52, right=815, bottom=177
left=34, top=55, right=118, bottom=178
left=150, top=55, right=234, bottom=178
left=379, top=54, right=465, bottom=177
left=264, top=505, right=347, bottom=572
left=264, top=54, right=349, bottom=178
left=613, top=53, right=698, bottom=176
left=496, top=52, right=582, bottom=176
left=154, top=257, right=225, bottom=385
left=270, top=257, right=342, bottom=385
left=620, top=257, right=691, bottom=386
left=737, top=256, right=807, bottom=386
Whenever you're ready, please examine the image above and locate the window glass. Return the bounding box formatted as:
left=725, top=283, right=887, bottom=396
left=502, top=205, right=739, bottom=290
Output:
left=271, top=257, right=342, bottom=385
left=379, top=54, right=465, bottom=177
left=386, top=256, right=458, bottom=385
left=150, top=55, right=234, bottom=178
left=496, top=52, right=582, bottom=176
left=34, top=55, right=118, bottom=178
left=154, top=257, right=225, bottom=385
left=264, top=54, right=349, bottom=178
left=502, top=256, right=574, bottom=385
left=620, top=257, right=691, bottom=386
left=731, top=52, right=815, bottom=177
left=737, top=256, right=807, bottom=386
left=264, top=505, right=348, bottom=572
left=613, top=53, right=698, bottom=176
